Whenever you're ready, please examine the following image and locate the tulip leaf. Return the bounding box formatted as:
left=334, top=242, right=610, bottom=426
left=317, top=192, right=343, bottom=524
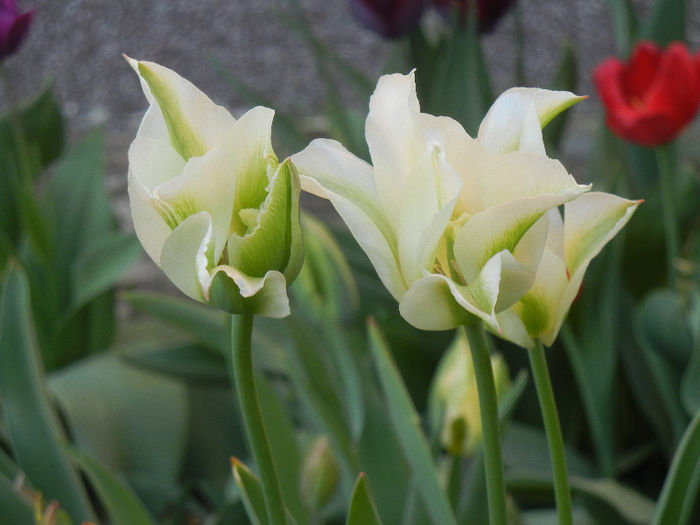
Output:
left=0, top=264, right=95, bottom=523
left=48, top=353, right=189, bottom=502
left=232, top=458, right=270, bottom=525
left=630, top=293, right=688, bottom=447
left=606, top=0, right=639, bottom=57
left=121, top=343, right=229, bottom=385
left=652, top=412, right=700, bottom=525
left=428, top=11, right=493, bottom=136
left=367, top=319, right=458, bottom=525
left=123, top=291, right=230, bottom=354
left=640, top=0, right=685, bottom=46
left=256, top=372, right=309, bottom=524
left=0, top=473, right=34, bottom=525
left=70, top=233, right=142, bottom=311
left=543, top=41, right=577, bottom=154
left=66, top=445, right=155, bottom=525
left=346, top=473, right=384, bottom=525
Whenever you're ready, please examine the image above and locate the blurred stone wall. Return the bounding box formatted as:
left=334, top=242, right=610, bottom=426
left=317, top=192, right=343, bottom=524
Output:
left=3, top=0, right=699, bottom=290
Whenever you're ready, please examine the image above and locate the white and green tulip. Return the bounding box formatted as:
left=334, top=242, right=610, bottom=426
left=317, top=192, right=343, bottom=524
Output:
left=126, top=58, right=303, bottom=317
left=292, top=71, right=589, bottom=332
left=498, top=193, right=640, bottom=348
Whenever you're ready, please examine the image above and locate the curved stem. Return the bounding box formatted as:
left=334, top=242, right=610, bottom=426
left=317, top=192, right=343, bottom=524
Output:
left=230, top=313, right=288, bottom=525
left=464, top=323, right=507, bottom=525
left=655, top=145, right=679, bottom=286
left=528, top=342, right=573, bottom=525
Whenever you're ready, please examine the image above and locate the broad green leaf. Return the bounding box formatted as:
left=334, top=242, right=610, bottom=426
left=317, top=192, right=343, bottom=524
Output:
left=66, top=445, right=155, bottom=525
left=70, top=234, right=142, bottom=311
left=47, top=131, right=113, bottom=302
left=636, top=289, right=693, bottom=366
left=124, top=291, right=229, bottom=354
left=652, top=412, right=700, bottom=525
left=367, top=319, right=458, bottom=525
left=48, top=354, right=188, bottom=497
left=232, top=458, right=270, bottom=525
left=346, top=473, right=384, bottom=525
left=640, top=0, right=685, bottom=46
left=0, top=473, right=33, bottom=525
left=0, top=264, right=95, bottom=522
left=121, top=343, right=228, bottom=385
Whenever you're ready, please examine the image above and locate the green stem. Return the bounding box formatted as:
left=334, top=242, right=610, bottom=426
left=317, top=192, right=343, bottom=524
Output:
left=655, top=145, right=679, bottom=286
left=528, top=342, right=573, bottom=525
left=230, top=314, right=288, bottom=525
left=464, top=323, right=507, bottom=525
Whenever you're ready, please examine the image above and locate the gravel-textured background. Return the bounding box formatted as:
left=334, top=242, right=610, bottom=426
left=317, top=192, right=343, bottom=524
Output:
left=3, top=0, right=699, bottom=289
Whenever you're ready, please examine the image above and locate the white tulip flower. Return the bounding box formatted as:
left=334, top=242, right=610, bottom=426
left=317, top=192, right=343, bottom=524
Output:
left=292, top=71, right=590, bottom=332
left=126, top=58, right=303, bottom=317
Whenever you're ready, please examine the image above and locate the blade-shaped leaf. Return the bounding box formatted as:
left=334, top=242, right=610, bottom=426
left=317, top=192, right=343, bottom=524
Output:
left=0, top=473, right=34, bottom=525
left=367, top=319, right=458, bottom=525
left=640, top=0, right=685, bottom=46
left=70, top=234, right=142, bottom=311
left=232, top=458, right=270, bottom=525
left=606, top=0, right=639, bottom=57
left=652, top=412, right=700, bottom=525
left=66, top=445, right=155, bottom=525
left=347, top=473, right=384, bottom=525
left=0, top=264, right=95, bottom=522
left=123, top=291, right=229, bottom=354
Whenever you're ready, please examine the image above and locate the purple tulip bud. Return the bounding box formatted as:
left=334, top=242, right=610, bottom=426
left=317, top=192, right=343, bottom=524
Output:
left=433, top=0, right=514, bottom=33
left=0, top=0, right=35, bottom=61
left=350, top=0, right=427, bottom=39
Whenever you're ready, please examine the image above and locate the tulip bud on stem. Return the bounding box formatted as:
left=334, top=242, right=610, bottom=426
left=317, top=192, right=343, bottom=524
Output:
left=464, top=322, right=507, bottom=525
left=528, top=341, right=573, bottom=525
left=655, top=145, right=679, bottom=287
left=230, top=313, right=289, bottom=525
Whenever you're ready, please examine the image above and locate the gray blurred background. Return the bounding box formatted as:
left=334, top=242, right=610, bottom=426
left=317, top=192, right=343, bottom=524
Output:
left=3, top=0, right=700, bottom=287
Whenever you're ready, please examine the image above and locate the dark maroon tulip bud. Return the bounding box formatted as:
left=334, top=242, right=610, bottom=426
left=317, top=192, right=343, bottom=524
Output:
left=0, top=0, right=35, bottom=61
left=350, top=0, right=427, bottom=39
left=433, top=0, right=514, bottom=33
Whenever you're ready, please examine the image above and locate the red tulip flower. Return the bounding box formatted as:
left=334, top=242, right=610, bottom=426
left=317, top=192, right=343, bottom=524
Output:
left=0, top=0, right=34, bottom=61
left=593, top=41, right=700, bottom=147
left=350, top=0, right=426, bottom=39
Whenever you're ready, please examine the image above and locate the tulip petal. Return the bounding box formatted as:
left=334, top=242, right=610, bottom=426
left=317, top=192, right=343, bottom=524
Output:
left=399, top=274, right=477, bottom=331
left=159, top=211, right=214, bottom=302
left=454, top=192, right=576, bottom=287
left=128, top=135, right=186, bottom=192
left=128, top=58, right=236, bottom=160
left=127, top=168, right=173, bottom=265
left=292, top=138, right=406, bottom=299
left=229, top=107, right=277, bottom=236
left=472, top=149, right=588, bottom=209
left=397, top=146, right=461, bottom=284
left=365, top=71, right=421, bottom=224
left=153, top=138, right=237, bottom=264
left=207, top=267, right=290, bottom=318
left=226, top=159, right=302, bottom=281
left=542, top=192, right=639, bottom=346
left=493, top=309, right=535, bottom=350
left=478, top=88, right=584, bottom=154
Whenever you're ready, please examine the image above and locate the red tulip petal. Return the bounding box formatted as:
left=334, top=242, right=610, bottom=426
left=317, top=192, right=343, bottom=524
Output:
left=622, top=41, right=662, bottom=103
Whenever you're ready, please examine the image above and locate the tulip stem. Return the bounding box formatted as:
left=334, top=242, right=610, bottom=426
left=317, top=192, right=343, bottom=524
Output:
left=230, top=313, right=288, bottom=525
left=655, top=145, right=679, bottom=286
left=528, top=342, right=573, bottom=525
left=464, top=323, right=507, bottom=525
